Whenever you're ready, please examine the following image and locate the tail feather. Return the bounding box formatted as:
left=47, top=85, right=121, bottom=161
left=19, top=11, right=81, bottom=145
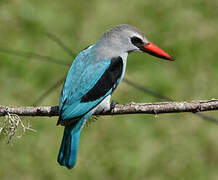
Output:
left=57, top=114, right=89, bottom=169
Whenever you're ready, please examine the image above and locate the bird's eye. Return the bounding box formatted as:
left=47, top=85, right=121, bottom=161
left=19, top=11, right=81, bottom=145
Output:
left=130, top=36, right=143, bottom=46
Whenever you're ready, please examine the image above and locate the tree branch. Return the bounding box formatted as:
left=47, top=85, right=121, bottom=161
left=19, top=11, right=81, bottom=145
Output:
left=0, top=99, right=217, bottom=118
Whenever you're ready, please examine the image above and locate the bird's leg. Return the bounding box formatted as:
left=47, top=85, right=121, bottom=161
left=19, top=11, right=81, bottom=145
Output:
left=110, top=100, right=118, bottom=110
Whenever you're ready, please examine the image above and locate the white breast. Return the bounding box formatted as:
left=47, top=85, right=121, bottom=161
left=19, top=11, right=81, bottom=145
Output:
left=119, top=52, right=128, bottom=81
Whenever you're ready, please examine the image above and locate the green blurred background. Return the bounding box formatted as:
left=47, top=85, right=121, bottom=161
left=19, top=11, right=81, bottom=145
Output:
left=0, top=0, right=218, bottom=179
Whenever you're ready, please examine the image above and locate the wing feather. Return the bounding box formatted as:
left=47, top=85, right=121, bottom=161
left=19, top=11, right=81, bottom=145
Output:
left=58, top=47, right=123, bottom=124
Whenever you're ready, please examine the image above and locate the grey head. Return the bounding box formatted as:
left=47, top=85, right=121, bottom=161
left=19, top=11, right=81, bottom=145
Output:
left=93, top=24, right=174, bottom=61
left=94, top=24, right=149, bottom=58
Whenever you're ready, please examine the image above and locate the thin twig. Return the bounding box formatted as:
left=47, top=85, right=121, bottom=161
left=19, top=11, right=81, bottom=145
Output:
left=0, top=47, right=69, bottom=66
left=123, top=78, right=172, bottom=101
left=46, top=32, right=77, bottom=58
left=32, top=77, right=65, bottom=106
left=124, top=78, right=218, bottom=123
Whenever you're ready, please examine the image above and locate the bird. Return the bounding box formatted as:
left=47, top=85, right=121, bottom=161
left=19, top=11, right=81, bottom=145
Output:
left=57, top=24, right=174, bottom=169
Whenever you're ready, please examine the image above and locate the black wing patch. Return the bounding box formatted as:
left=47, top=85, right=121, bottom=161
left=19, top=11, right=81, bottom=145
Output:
left=82, top=45, right=91, bottom=51
left=81, top=56, right=123, bottom=102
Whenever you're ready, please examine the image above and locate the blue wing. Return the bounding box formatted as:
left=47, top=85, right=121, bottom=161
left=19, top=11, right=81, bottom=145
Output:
left=58, top=47, right=123, bottom=123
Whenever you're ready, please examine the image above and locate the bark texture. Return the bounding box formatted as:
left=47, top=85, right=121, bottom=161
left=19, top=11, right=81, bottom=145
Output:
left=0, top=99, right=217, bottom=117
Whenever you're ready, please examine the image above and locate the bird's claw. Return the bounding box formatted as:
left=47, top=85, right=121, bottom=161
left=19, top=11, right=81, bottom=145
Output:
left=110, top=100, right=118, bottom=110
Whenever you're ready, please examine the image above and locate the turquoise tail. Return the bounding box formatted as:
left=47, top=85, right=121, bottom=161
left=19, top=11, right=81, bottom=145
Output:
left=57, top=115, right=88, bottom=169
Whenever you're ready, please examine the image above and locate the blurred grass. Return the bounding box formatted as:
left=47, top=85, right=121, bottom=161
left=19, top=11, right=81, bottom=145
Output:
left=0, top=0, right=218, bottom=179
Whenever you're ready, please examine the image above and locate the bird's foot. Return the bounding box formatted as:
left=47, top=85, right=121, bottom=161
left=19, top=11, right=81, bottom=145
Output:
left=110, top=100, right=118, bottom=110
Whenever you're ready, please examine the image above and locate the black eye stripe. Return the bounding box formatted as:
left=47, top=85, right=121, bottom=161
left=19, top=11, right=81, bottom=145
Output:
left=130, top=36, right=143, bottom=47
